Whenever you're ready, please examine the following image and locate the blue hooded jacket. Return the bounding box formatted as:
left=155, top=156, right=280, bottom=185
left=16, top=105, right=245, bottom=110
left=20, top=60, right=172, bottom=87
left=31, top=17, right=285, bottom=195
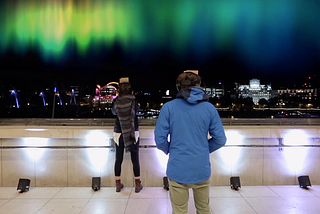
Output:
left=154, top=87, right=227, bottom=184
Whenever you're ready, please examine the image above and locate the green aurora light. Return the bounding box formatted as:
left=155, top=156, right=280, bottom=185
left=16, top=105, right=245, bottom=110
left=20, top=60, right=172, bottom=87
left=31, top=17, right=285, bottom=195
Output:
left=0, top=0, right=320, bottom=67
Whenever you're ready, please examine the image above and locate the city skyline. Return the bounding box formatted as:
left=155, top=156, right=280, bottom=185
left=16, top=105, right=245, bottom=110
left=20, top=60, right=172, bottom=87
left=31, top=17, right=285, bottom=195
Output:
left=0, top=71, right=316, bottom=90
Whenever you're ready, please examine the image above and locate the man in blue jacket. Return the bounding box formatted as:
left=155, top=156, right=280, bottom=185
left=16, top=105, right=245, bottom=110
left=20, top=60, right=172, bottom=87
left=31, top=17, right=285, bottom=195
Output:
left=154, top=70, right=227, bottom=214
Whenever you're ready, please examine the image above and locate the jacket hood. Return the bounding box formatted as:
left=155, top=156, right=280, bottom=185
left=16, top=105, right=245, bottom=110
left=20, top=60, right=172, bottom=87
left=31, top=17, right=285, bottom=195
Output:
left=176, top=87, right=209, bottom=104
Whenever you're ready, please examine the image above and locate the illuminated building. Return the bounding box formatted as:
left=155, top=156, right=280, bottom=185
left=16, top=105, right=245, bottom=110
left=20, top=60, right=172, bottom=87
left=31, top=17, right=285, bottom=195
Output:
left=92, top=82, right=118, bottom=109
left=275, top=75, right=318, bottom=107
left=277, top=88, right=317, bottom=105
left=237, top=79, right=272, bottom=104
left=204, top=82, right=225, bottom=98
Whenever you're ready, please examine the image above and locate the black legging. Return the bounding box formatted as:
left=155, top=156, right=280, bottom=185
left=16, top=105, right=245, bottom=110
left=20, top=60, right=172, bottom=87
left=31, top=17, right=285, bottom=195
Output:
left=114, top=135, right=140, bottom=177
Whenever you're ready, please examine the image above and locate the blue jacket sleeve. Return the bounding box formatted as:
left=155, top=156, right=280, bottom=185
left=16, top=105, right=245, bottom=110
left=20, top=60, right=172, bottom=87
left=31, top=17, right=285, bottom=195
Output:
left=208, top=108, right=227, bottom=153
left=154, top=105, right=170, bottom=155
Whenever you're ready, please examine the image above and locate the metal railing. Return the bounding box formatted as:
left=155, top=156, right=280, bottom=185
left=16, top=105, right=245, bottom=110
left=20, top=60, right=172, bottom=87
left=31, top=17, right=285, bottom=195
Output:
left=1, top=137, right=320, bottom=149
left=1, top=118, right=320, bottom=126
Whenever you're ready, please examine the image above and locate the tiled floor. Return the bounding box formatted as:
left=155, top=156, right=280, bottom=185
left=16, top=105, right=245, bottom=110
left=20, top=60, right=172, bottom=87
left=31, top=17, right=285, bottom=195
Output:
left=0, top=185, right=320, bottom=214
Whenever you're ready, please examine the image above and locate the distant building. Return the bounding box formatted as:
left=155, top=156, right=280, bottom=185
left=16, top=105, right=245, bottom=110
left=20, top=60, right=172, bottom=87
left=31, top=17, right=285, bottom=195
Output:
left=237, top=79, right=272, bottom=104
left=92, top=83, right=118, bottom=109
left=277, top=88, right=317, bottom=102
left=204, top=82, right=225, bottom=98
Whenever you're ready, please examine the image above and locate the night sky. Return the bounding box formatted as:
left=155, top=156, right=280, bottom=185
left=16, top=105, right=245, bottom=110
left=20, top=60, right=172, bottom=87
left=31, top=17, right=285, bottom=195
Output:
left=1, top=0, right=320, bottom=92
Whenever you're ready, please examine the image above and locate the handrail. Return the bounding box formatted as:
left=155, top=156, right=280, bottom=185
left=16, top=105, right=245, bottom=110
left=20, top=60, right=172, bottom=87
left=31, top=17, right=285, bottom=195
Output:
left=2, top=144, right=320, bottom=149
left=1, top=118, right=320, bottom=126
left=1, top=136, right=320, bottom=149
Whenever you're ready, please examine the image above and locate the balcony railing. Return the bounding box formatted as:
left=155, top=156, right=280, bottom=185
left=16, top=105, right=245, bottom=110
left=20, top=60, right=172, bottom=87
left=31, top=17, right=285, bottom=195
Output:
left=1, top=118, right=320, bottom=126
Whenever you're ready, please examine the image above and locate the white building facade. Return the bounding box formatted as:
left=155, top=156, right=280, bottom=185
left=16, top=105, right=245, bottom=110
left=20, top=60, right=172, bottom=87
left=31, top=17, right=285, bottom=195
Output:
left=238, top=79, right=272, bottom=104
left=204, top=84, right=225, bottom=98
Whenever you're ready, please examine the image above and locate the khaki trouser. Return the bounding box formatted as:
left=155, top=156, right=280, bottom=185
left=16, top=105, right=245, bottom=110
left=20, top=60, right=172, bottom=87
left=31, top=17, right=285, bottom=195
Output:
left=168, top=178, right=211, bottom=214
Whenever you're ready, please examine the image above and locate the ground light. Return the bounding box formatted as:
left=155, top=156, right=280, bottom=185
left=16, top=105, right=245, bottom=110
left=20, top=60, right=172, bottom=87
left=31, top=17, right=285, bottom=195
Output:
left=298, top=175, right=311, bottom=189
left=92, top=177, right=101, bottom=191
left=17, top=178, right=30, bottom=193
left=230, top=176, right=241, bottom=190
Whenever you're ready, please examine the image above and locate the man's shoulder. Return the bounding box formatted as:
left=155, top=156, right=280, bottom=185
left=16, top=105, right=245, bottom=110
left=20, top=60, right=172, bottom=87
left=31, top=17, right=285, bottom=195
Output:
left=163, top=98, right=181, bottom=106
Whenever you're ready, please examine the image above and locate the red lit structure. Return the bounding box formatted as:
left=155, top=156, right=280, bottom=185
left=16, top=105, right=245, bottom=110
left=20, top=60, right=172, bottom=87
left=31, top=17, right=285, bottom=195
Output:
left=92, top=82, right=118, bottom=109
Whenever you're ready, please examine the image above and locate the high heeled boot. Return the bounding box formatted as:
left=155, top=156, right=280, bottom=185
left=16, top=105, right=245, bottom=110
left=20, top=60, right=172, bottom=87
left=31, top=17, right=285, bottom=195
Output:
left=116, top=180, right=124, bottom=192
